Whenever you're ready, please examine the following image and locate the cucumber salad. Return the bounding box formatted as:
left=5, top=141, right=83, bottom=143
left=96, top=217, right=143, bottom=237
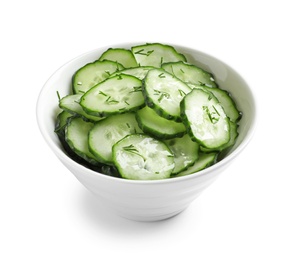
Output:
left=55, top=43, right=242, bottom=180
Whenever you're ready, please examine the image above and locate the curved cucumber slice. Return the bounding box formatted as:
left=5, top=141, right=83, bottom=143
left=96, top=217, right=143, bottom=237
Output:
left=88, top=113, right=142, bottom=164
left=99, top=48, right=138, bottom=68
left=56, top=113, right=101, bottom=170
left=110, top=66, right=155, bottom=80
left=132, top=43, right=186, bottom=67
left=72, top=60, right=124, bottom=94
left=203, top=86, right=242, bottom=122
left=55, top=110, right=73, bottom=138
left=59, top=94, right=103, bottom=122
left=181, top=88, right=230, bottom=149
left=112, top=134, right=175, bottom=180
left=200, top=120, right=239, bottom=152
left=162, top=61, right=217, bottom=88
left=164, top=135, right=199, bottom=174
left=136, top=106, right=186, bottom=139
left=80, top=74, right=144, bottom=117
left=174, top=152, right=218, bottom=177
left=143, top=68, right=191, bottom=122
left=65, top=117, right=100, bottom=165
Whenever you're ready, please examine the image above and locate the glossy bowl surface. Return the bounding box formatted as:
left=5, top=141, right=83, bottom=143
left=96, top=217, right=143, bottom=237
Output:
left=36, top=43, right=256, bottom=221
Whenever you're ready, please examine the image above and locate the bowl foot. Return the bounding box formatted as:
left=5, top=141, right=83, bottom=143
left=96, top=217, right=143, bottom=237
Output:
left=116, top=206, right=189, bottom=222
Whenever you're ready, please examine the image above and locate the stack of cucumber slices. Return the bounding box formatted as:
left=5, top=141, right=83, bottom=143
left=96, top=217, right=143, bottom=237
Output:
left=55, top=43, right=242, bottom=180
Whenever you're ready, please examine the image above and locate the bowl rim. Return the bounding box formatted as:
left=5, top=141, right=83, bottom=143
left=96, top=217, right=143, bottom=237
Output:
left=36, top=42, right=257, bottom=185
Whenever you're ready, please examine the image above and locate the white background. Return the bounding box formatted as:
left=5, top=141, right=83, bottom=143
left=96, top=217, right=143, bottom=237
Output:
left=1, top=0, right=288, bottom=259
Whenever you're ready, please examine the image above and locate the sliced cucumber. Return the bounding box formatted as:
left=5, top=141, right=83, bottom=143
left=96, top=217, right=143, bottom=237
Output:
left=132, top=43, right=186, bottom=67
left=110, top=66, right=155, bottom=80
left=112, top=134, right=175, bottom=180
left=181, top=88, right=230, bottom=149
left=55, top=113, right=103, bottom=170
left=55, top=112, right=99, bottom=170
left=55, top=42, right=243, bottom=179
left=99, top=48, right=138, bottom=68
left=55, top=110, right=73, bottom=138
left=203, top=86, right=242, bottom=122
left=80, top=74, right=144, bottom=117
left=184, top=85, right=242, bottom=123
left=136, top=106, right=186, bottom=139
left=200, top=120, right=239, bottom=152
left=174, top=152, right=218, bottom=177
left=162, top=61, right=217, bottom=88
left=72, top=60, right=124, bottom=94
left=65, top=117, right=100, bottom=165
left=88, top=113, right=142, bottom=165
left=143, top=68, right=191, bottom=122
left=59, top=94, right=104, bottom=122
left=164, top=134, right=199, bottom=174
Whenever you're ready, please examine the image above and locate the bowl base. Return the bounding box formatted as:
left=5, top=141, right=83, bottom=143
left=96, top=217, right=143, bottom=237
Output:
left=116, top=206, right=189, bottom=222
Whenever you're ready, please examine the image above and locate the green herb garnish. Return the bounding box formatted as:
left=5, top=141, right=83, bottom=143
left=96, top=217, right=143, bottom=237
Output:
left=154, top=89, right=170, bottom=102
left=203, top=105, right=220, bottom=124
left=178, top=89, right=186, bottom=97
left=123, top=144, right=146, bottom=161
left=134, top=49, right=154, bottom=56
left=99, top=91, right=108, bottom=97
left=129, top=86, right=142, bottom=93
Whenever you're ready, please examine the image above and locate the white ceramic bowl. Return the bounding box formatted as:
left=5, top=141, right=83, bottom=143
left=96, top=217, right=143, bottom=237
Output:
left=36, top=43, right=256, bottom=221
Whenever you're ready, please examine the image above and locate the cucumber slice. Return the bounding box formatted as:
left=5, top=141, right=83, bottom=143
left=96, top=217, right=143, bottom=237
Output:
left=112, top=134, right=175, bottom=180
left=55, top=110, right=73, bottom=138
left=181, top=88, right=230, bottom=149
left=55, top=112, right=98, bottom=170
left=88, top=113, right=142, bottom=164
left=162, top=61, right=217, bottom=88
left=55, top=113, right=103, bottom=170
left=99, top=48, right=138, bottom=68
left=65, top=117, right=100, bottom=165
left=203, top=86, right=242, bottom=122
left=132, top=43, right=186, bottom=67
left=164, top=134, right=199, bottom=174
left=174, top=152, right=218, bottom=177
left=136, top=106, right=186, bottom=139
left=80, top=74, right=145, bottom=117
left=200, top=120, right=239, bottom=152
left=59, top=94, right=104, bottom=122
left=143, top=68, right=191, bottom=122
left=110, top=66, right=155, bottom=80
left=72, top=60, right=124, bottom=94
left=184, top=85, right=241, bottom=123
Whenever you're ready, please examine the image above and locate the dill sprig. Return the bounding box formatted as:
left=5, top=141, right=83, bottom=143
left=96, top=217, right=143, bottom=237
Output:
left=178, top=89, right=186, bottom=97
left=56, top=91, right=61, bottom=101
left=105, top=95, right=119, bottom=104
left=129, top=86, right=142, bottom=93
left=134, top=49, right=154, bottom=56
left=99, top=91, right=108, bottom=97
left=203, top=105, right=220, bottom=124
left=104, top=70, right=111, bottom=76
left=153, top=89, right=170, bottom=102
left=123, top=144, right=146, bottom=161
